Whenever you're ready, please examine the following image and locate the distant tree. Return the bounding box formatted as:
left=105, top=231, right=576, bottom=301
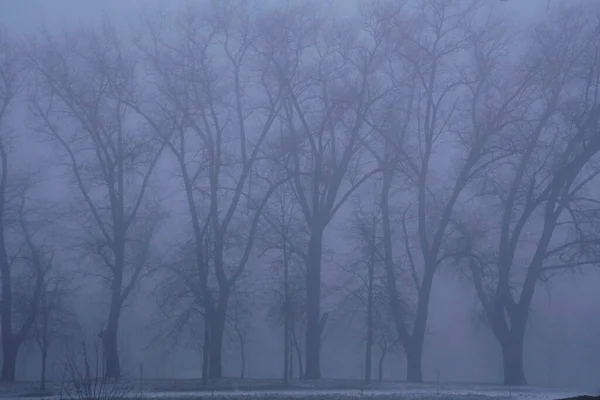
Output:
left=259, top=184, right=307, bottom=382
left=0, top=28, right=53, bottom=382
left=336, top=189, right=409, bottom=384
left=451, top=3, right=600, bottom=386
left=32, top=270, right=79, bottom=391
left=28, top=21, right=166, bottom=378
left=362, top=0, right=529, bottom=382
left=227, top=284, right=253, bottom=379
left=133, top=1, right=287, bottom=379
left=264, top=1, right=387, bottom=378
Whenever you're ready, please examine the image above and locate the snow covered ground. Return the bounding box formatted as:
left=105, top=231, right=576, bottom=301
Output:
left=0, top=380, right=591, bottom=400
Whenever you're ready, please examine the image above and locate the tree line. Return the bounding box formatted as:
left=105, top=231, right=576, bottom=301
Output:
left=1, top=0, right=599, bottom=388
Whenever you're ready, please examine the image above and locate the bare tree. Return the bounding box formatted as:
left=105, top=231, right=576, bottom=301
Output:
left=0, top=28, right=54, bottom=382
left=259, top=182, right=308, bottom=382
left=133, top=1, right=288, bottom=378
left=227, top=284, right=253, bottom=379
left=340, top=195, right=383, bottom=384
left=32, top=270, right=79, bottom=391
left=336, top=189, right=411, bottom=384
left=452, top=3, right=600, bottom=386
left=28, top=21, right=166, bottom=378
left=263, top=247, right=307, bottom=381
left=362, top=0, right=536, bottom=382
left=265, top=1, right=388, bottom=378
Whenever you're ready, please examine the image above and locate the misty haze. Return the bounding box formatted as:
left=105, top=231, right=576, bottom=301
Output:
left=0, top=0, right=598, bottom=400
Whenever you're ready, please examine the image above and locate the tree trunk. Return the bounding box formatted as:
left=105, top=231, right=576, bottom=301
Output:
left=283, top=240, right=290, bottom=383
left=1, top=341, right=17, bottom=382
left=105, top=264, right=123, bottom=379
left=238, top=332, right=245, bottom=379
left=104, top=327, right=120, bottom=379
left=502, top=336, right=527, bottom=386
left=283, top=321, right=290, bottom=382
left=378, top=350, right=386, bottom=382
left=40, top=348, right=47, bottom=391
left=289, top=336, right=294, bottom=380
left=0, top=237, right=15, bottom=383
left=292, top=327, right=303, bottom=379
left=202, top=317, right=210, bottom=385
left=208, top=302, right=227, bottom=380
left=406, top=342, right=423, bottom=383
left=304, top=228, right=323, bottom=379
left=365, top=255, right=375, bottom=384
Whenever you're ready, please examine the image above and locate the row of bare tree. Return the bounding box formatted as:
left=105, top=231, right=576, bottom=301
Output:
left=1, top=0, right=600, bottom=388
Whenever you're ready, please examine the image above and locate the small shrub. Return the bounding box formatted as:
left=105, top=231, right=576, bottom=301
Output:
left=59, top=339, right=133, bottom=400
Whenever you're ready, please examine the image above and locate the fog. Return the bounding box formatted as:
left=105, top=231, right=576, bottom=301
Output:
left=0, top=0, right=599, bottom=395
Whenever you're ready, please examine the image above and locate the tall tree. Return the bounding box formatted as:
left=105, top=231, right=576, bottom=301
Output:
left=0, top=28, right=51, bottom=382
left=267, top=1, right=387, bottom=378
left=260, top=186, right=306, bottom=382
left=134, top=1, right=287, bottom=378
left=28, top=21, right=165, bottom=378
left=453, top=3, right=600, bottom=385
left=364, top=0, right=533, bottom=382
left=32, top=270, right=79, bottom=391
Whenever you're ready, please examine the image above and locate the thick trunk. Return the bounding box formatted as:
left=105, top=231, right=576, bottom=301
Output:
left=202, top=317, right=210, bottom=384
left=364, top=333, right=373, bottom=384
left=208, top=301, right=227, bottom=380
left=406, top=342, right=423, bottom=383
left=0, top=242, right=15, bottom=382
left=304, top=229, right=323, bottom=379
left=104, top=327, right=120, bottom=379
left=40, top=348, right=47, bottom=391
left=502, top=336, right=527, bottom=386
left=378, top=350, right=386, bottom=382
left=292, top=328, right=303, bottom=379
left=406, top=268, right=434, bottom=384
left=1, top=341, right=17, bottom=382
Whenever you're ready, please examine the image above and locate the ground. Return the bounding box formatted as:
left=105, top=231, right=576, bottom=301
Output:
left=0, top=378, right=593, bottom=400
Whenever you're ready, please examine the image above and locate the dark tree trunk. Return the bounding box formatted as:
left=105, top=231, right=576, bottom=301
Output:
left=238, top=331, right=245, bottom=379
left=289, top=336, right=294, bottom=380
left=283, top=240, right=290, bottom=383
left=304, top=229, right=323, bottom=379
left=104, top=328, right=120, bottom=379
left=283, top=322, right=290, bottom=382
left=202, top=316, right=210, bottom=384
left=208, top=301, right=227, bottom=380
left=105, top=253, right=123, bottom=379
left=40, top=348, right=48, bottom=391
left=502, top=336, right=527, bottom=386
left=292, top=327, right=303, bottom=379
left=1, top=341, right=17, bottom=382
left=378, top=350, right=386, bottom=382
left=0, top=232, right=16, bottom=382
left=365, top=255, right=375, bottom=384
left=406, top=342, right=423, bottom=383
